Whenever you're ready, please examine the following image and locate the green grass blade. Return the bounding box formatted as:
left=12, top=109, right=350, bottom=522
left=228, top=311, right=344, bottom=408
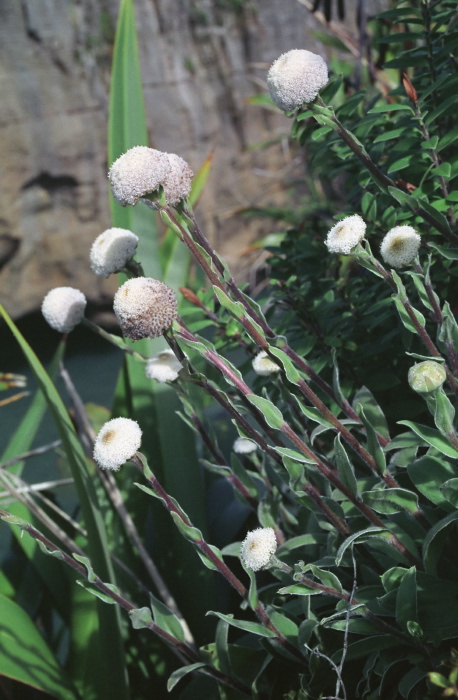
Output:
left=0, top=306, right=128, bottom=700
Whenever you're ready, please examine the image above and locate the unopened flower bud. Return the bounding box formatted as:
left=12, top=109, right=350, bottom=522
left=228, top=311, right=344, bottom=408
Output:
left=90, top=227, right=139, bottom=278
left=380, top=225, right=421, bottom=268
left=325, top=215, right=366, bottom=254
left=41, top=287, right=86, bottom=333
left=233, top=436, right=258, bottom=454
left=113, top=277, right=178, bottom=340
left=108, top=146, right=170, bottom=206
left=93, top=417, right=142, bottom=471
left=145, top=349, right=182, bottom=382
left=408, top=361, right=446, bottom=394
left=240, top=527, right=277, bottom=572
left=267, top=49, right=328, bottom=112
left=252, top=351, right=281, bottom=377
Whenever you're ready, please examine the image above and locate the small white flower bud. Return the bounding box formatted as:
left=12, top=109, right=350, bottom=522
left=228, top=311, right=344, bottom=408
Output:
left=252, top=351, right=281, bottom=377
left=145, top=349, right=182, bottom=382
left=93, top=417, right=142, bottom=471
left=90, top=227, right=139, bottom=278
left=325, top=215, right=367, bottom=254
left=233, top=437, right=258, bottom=454
left=143, top=153, right=194, bottom=209
left=408, top=361, right=446, bottom=394
left=41, top=287, right=86, bottom=333
left=380, top=226, right=421, bottom=268
left=240, top=527, right=277, bottom=572
left=267, top=49, right=328, bottom=112
left=113, top=277, right=178, bottom=341
left=108, top=146, right=170, bottom=206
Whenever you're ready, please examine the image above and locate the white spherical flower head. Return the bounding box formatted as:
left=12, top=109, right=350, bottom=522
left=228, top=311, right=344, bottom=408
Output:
left=252, top=351, right=281, bottom=377
left=240, top=527, right=277, bottom=572
left=108, top=146, right=170, bottom=206
left=41, top=287, right=86, bottom=333
left=113, top=277, right=178, bottom=341
left=325, top=215, right=366, bottom=255
left=145, top=349, right=182, bottom=383
left=233, top=436, right=258, bottom=455
left=93, top=417, right=142, bottom=471
left=380, top=226, right=421, bottom=268
left=143, top=153, right=194, bottom=209
left=90, top=227, right=139, bottom=278
left=267, top=49, right=328, bottom=112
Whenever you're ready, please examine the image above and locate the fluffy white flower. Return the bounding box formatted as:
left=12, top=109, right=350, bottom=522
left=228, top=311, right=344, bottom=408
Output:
left=380, top=225, right=421, bottom=268
left=233, top=437, right=258, bottom=454
left=145, top=349, right=182, bottom=382
left=41, top=287, right=86, bottom=333
left=408, top=360, right=446, bottom=394
left=252, top=351, right=281, bottom=377
left=113, top=277, right=178, bottom=341
left=325, top=215, right=367, bottom=254
left=240, top=528, right=277, bottom=572
left=267, top=49, right=328, bottom=112
left=108, top=146, right=170, bottom=206
left=143, top=153, right=194, bottom=209
left=93, top=417, right=142, bottom=471
left=90, top=227, right=139, bottom=278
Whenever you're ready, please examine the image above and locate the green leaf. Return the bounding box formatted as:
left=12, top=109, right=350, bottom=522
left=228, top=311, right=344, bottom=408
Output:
left=245, top=395, right=284, bottom=429
left=440, top=478, right=458, bottom=509
left=422, top=511, right=458, bottom=575
left=398, top=420, right=458, bottom=458
left=334, top=434, right=358, bottom=496
left=353, top=386, right=389, bottom=439
left=361, top=488, right=419, bottom=514
left=208, top=612, right=277, bottom=638
left=336, top=527, right=391, bottom=566
left=268, top=346, right=301, bottom=384
left=0, top=594, right=78, bottom=699
left=408, top=455, right=457, bottom=510
left=129, top=607, right=153, bottom=630
left=277, top=584, right=322, bottom=597
left=149, top=594, right=186, bottom=642
left=396, top=567, right=418, bottom=631
left=304, top=564, right=343, bottom=593
left=388, top=186, right=416, bottom=211
left=357, top=405, right=387, bottom=474
left=167, top=663, right=207, bottom=692
left=213, top=286, right=245, bottom=320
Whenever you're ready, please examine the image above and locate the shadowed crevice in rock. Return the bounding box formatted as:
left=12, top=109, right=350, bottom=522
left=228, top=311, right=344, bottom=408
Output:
left=22, top=172, right=79, bottom=192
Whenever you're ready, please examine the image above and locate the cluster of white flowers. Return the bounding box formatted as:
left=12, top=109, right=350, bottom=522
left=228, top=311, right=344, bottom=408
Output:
left=113, top=277, right=178, bottom=341
left=325, top=215, right=367, bottom=254
left=380, top=225, right=421, bottom=268
left=233, top=436, right=258, bottom=454
left=267, top=49, right=328, bottom=112
left=145, top=349, right=182, bottom=382
left=89, top=227, right=139, bottom=278
left=93, top=417, right=142, bottom=471
left=240, top=527, right=277, bottom=572
left=108, top=146, right=193, bottom=209
left=41, top=287, right=87, bottom=333
left=252, top=351, right=281, bottom=377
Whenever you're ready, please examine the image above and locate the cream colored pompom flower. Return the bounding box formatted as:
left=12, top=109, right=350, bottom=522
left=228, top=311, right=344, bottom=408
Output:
left=233, top=436, right=258, bottom=454
left=145, top=349, right=182, bottom=383
left=93, top=417, right=142, bottom=471
left=41, top=287, right=86, bottom=333
left=325, top=214, right=367, bottom=254
left=380, top=225, right=421, bottom=268
left=143, top=153, right=194, bottom=209
left=90, top=227, right=139, bottom=278
left=108, top=146, right=170, bottom=206
left=240, top=527, right=277, bottom=572
left=267, top=49, right=328, bottom=112
left=252, top=351, right=281, bottom=377
left=113, top=277, right=178, bottom=341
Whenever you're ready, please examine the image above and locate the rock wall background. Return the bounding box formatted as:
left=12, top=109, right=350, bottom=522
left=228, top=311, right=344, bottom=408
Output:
left=0, top=0, right=381, bottom=319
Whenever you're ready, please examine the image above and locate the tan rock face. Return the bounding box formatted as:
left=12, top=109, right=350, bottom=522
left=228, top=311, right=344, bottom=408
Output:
left=0, top=0, right=373, bottom=319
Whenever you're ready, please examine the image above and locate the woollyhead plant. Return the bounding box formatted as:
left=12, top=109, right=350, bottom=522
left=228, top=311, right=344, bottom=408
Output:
left=1, top=1, right=458, bottom=699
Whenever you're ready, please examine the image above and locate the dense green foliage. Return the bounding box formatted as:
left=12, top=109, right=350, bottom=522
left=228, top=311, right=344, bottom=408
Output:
left=1, top=1, right=458, bottom=699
